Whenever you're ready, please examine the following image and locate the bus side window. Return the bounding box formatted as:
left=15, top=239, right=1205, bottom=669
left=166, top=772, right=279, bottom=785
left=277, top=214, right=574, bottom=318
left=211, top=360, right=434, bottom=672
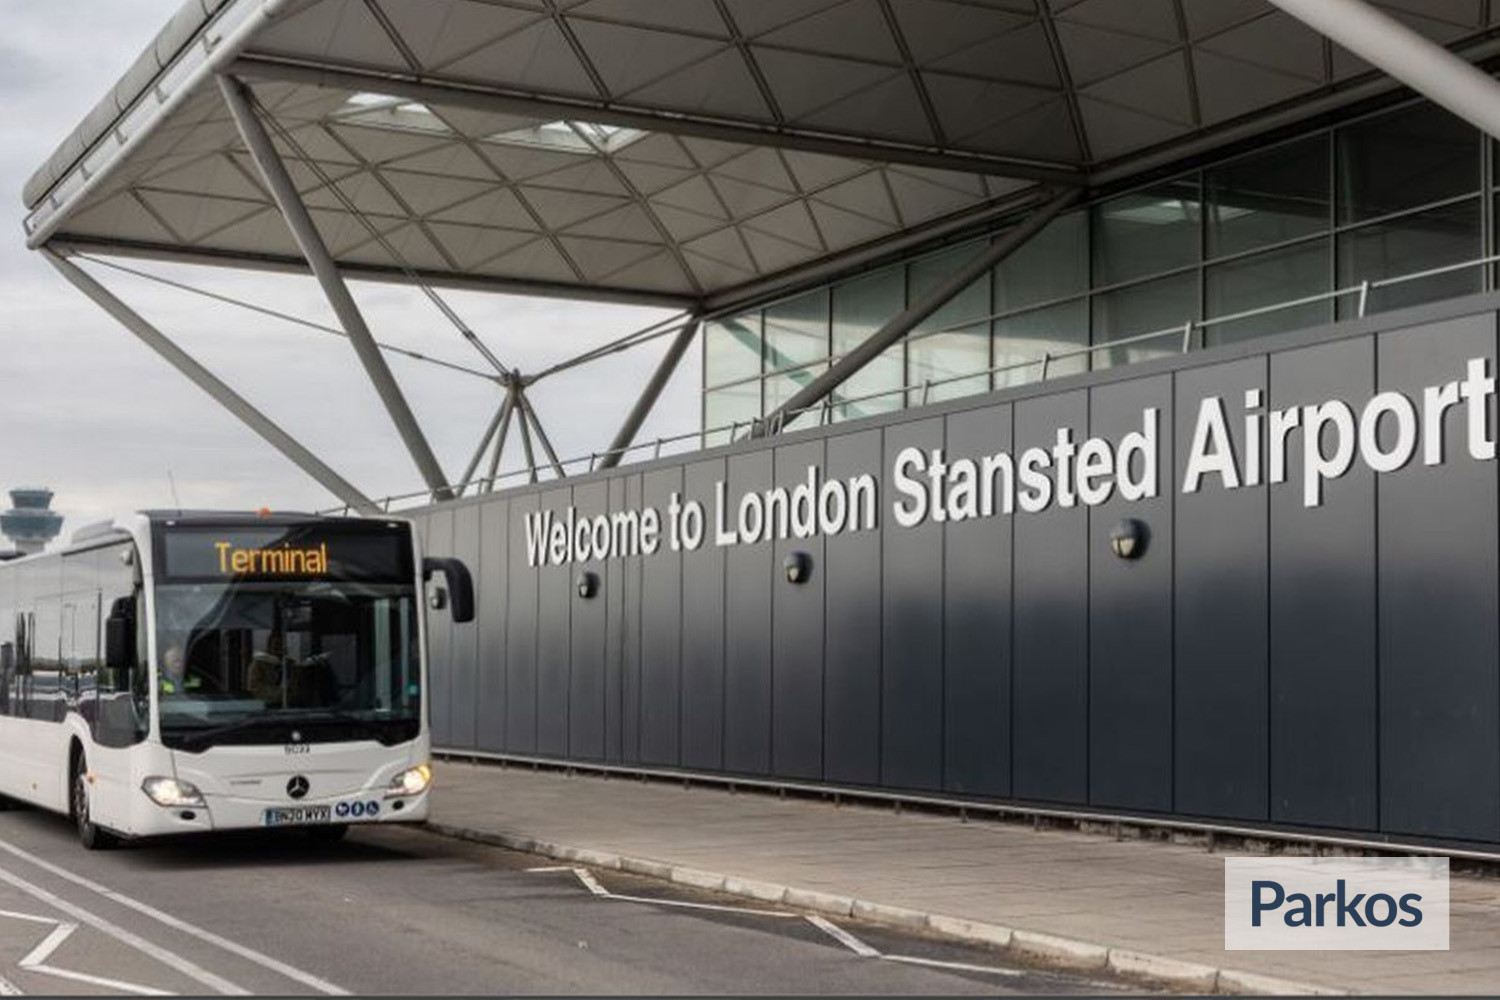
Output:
left=32, top=598, right=64, bottom=723
left=0, top=641, right=11, bottom=716
left=14, top=613, right=29, bottom=676
left=98, top=591, right=146, bottom=747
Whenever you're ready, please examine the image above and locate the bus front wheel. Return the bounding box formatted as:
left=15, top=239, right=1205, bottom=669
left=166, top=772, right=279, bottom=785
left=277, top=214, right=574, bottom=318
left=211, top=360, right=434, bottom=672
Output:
left=71, top=754, right=117, bottom=851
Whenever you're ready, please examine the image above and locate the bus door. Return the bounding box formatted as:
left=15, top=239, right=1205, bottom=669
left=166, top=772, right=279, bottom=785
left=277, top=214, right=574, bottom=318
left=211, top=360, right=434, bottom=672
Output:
left=0, top=627, right=11, bottom=717
left=17, top=610, right=35, bottom=721
left=61, top=601, right=77, bottom=709
left=62, top=593, right=101, bottom=721
left=89, top=545, right=146, bottom=829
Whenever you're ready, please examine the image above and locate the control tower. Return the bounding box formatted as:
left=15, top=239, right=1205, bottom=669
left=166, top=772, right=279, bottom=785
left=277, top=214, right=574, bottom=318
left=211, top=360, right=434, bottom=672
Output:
left=1, top=487, right=64, bottom=556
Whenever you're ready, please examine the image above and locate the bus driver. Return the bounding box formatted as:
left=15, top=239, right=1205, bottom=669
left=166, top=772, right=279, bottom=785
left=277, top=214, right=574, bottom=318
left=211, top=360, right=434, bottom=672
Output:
left=158, top=641, right=201, bottom=696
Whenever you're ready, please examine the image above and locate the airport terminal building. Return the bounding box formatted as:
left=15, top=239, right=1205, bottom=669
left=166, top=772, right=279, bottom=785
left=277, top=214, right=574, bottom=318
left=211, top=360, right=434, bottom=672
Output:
left=24, top=0, right=1500, bottom=852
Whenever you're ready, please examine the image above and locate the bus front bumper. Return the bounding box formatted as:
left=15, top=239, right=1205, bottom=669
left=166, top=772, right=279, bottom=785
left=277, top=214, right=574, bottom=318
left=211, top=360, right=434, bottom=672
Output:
left=128, top=788, right=430, bottom=836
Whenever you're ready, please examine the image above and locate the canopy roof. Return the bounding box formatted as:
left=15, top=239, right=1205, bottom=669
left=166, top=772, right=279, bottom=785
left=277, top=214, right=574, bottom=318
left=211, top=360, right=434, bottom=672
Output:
left=24, top=0, right=1500, bottom=310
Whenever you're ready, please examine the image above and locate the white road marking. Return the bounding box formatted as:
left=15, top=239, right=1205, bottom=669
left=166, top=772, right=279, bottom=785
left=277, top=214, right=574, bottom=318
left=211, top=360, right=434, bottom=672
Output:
left=884, top=953, right=1026, bottom=977
left=0, top=838, right=347, bottom=996
left=533, top=865, right=1101, bottom=988
left=606, top=892, right=800, bottom=917
left=531, top=867, right=799, bottom=917
left=3, top=907, right=173, bottom=993
left=573, top=869, right=609, bottom=897
left=805, top=915, right=881, bottom=958
left=19, top=920, right=173, bottom=996
left=0, top=912, right=52, bottom=926
left=0, top=865, right=244, bottom=995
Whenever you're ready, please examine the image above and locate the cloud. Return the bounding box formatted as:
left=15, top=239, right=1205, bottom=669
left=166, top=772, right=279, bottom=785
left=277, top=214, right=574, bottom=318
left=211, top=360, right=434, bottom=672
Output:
left=0, top=44, right=47, bottom=93
left=0, top=1, right=698, bottom=544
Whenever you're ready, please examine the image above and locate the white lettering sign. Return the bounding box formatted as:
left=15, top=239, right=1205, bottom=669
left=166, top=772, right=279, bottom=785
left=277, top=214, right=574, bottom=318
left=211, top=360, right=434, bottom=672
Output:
left=521, top=357, right=1497, bottom=567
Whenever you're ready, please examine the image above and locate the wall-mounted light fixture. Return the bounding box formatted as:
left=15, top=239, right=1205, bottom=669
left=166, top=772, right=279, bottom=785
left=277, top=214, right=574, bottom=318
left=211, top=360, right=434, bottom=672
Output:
left=1109, top=518, right=1148, bottom=560
left=783, top=551, right=813, bottom=585
left=576, top=570, right=600, bottom=599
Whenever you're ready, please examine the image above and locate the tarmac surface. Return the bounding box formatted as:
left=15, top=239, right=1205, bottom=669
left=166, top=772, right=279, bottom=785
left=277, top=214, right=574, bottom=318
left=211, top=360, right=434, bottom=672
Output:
left=0, top=800, right=1139, bottom=996
left=428, top=759, right=1500, bottom=995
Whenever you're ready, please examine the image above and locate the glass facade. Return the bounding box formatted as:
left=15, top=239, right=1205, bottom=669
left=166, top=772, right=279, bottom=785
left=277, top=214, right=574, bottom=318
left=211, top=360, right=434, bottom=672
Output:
left=831, top=270, right=904, bottom=423
left=702, top=97, right=1498, bottom=436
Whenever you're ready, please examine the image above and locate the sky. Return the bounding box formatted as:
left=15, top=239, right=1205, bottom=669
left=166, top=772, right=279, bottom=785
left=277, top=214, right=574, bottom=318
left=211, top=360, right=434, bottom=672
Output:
left=0, top=0, right=695, bottom=544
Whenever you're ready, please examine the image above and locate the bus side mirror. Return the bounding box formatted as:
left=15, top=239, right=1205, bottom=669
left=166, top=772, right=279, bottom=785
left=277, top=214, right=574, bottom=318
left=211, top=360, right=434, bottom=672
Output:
left=422, top=557, right=474, bottom=624
left=105, top=598, right=135, bottom=675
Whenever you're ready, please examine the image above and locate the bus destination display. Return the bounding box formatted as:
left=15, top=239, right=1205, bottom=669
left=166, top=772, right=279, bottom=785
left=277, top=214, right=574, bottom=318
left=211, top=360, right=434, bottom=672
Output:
left=158, top=525, right=411, bottom=582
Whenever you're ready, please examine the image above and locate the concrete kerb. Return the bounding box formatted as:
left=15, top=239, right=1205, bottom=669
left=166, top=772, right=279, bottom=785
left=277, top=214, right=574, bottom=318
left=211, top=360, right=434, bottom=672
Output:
left=721, top=875, right=791, bottom=904
left=418, top=822, right=1343, bottom=996
left=669, top=866, right=728, bottom=893
left=851, top=898, right=930, bottom=932
left=1009, top=928, right=1109, bottom=970
left=1107, top=948, right=1220, bottom=993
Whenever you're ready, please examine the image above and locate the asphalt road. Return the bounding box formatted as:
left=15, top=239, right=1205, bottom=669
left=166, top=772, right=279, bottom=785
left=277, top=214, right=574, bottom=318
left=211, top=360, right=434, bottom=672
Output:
left=0, top=804, right=1142, bottom=996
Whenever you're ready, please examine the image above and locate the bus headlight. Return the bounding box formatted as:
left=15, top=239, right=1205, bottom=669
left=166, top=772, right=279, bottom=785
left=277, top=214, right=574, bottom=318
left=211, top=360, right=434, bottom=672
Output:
left=142, top=777, right=206, bottom=808
left=385, top=764, right=432, bottom=798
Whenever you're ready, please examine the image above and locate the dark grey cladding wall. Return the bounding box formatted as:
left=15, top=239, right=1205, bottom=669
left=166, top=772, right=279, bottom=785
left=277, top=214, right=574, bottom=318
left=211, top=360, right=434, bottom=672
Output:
left=414, top=293, right=1500, bottom=849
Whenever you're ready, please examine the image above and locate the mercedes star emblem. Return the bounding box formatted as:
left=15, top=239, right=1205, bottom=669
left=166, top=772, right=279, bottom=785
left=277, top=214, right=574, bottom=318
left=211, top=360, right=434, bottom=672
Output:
left=287, top=775, right=310, bottom=799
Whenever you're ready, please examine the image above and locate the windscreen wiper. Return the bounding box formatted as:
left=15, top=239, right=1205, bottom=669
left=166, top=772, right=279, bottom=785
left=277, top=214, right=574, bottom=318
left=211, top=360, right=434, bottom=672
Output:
left=171, top=715, right=275, bottom=749
left=170, top=709, right=406, bottom=749
left=279, top=709, right=404, bottom=745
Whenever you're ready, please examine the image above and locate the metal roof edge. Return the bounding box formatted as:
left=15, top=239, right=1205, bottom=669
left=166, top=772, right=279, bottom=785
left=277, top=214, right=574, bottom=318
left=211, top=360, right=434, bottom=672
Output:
left=22, top=0, right=296, bottom=250
left=48, top=235, right=701, bottom=310
left=21, top=0, right=229, bottom=211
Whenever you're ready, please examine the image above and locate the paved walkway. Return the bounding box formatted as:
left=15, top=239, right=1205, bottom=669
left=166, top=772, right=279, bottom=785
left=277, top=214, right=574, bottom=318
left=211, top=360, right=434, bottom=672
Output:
left=429, top=760, right=1500, bottom=995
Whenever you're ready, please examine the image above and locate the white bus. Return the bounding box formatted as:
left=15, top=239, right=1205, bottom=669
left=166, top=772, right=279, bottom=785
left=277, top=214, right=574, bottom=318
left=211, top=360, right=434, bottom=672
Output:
left=0, top=511, right=472, bottom=849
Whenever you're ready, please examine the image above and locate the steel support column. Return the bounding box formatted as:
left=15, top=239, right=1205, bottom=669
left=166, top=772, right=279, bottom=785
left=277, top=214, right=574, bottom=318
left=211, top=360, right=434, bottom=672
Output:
left=516, top=399, right=539, bottom=485
left=1267, top=0, right=1500, bottom=142
left=458, top=392, right=514, bottom=492
left=518, top=391, right=568, bottom=480
left=485, top=386, right=518, bottom=491
left=598, top=319, right=700, bottom=469
left=218, top=74, right=454, bottom=500
left=44, top=249, right=380, bottom=515
left=757, top=188, right=1079, bottom=434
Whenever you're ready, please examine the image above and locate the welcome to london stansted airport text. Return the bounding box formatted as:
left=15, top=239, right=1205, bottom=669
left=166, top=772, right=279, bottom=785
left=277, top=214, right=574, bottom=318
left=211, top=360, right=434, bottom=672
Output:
left=524, top=356, right=1500, bottom=568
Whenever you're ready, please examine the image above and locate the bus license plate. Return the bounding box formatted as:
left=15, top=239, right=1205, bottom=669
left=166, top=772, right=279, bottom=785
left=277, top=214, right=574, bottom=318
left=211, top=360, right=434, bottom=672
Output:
left=263, top=805, right=332, bottom=827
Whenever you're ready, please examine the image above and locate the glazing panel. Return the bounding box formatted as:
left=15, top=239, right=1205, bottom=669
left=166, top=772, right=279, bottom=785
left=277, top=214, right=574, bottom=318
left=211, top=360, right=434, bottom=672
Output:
left=704, top=313, right=761, bottom=387
left=994, top=299, right=1088, bottom=388
left=1207, top=135, right=1330, bottom=258
left=832, top=354, right=904, bottom=423
left=1093, top=178, right=1201, bottom=285
left=909, top=241, right=990, bottom=338
left=764, top=288, right=829, bottom=371
left=832, top=266, right=905, bottom=423
left=832, top=266, right=902, bottom=355
left=1337, top=198, right=1483, bottom=317
left=1337, top=102, right=1480, bottom=223
left=703, top=381, right=760, bottom=447
left=765, top=365, right=827, bottom=431
left=994, top=211, right=1089, bottom=312
left=1093, top=271, right=1198, bottom=369
left=1206, top=238, right=1332, bottom=346
left=907, top=329, right=988, bottom=404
